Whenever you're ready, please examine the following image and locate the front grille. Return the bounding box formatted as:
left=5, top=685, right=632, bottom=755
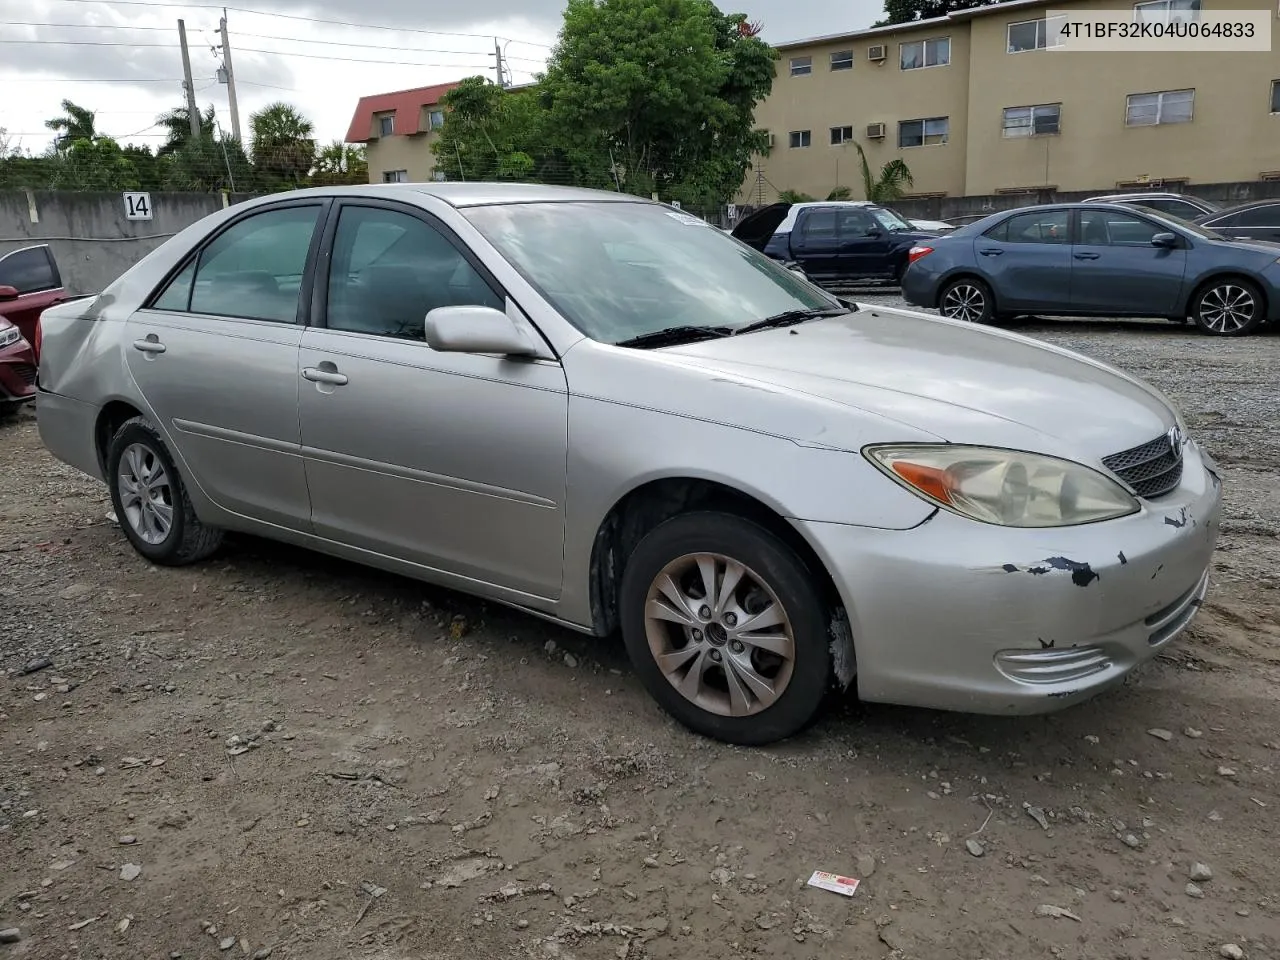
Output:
left=13, top=363, right=36, bottom=386
left=1102, top=432, right=1183, bottom=499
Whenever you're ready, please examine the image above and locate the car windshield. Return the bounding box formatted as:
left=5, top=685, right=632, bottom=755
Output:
left=462, top=201, right=841, bottom=344
left=1128, top=205, right=1227, bottom=240
left=867, top=206, right=914, bottom=231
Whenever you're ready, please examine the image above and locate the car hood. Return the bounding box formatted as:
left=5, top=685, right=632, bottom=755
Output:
left=649, top=305, right=1177, bottom=462
left=1213, top=236, right=1280, bottom=255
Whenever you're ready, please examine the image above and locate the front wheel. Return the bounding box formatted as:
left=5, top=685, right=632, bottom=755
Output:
left=938, top=278, right=995, bottom=324
left=618, top=511, right=836, bottom=745
left=1191, top=279, right=1264, bottom=336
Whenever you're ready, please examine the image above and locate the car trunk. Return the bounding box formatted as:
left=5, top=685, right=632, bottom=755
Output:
left=730, top=203, right=792, bottom=251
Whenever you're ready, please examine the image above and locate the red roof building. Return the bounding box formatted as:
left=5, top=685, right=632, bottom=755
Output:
left=345, top=81, right=461, bottom=183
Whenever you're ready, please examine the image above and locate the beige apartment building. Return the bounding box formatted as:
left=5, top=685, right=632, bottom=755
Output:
left=744, top=0, right=1280, bottom=203
left=345, top=81, right=458, bottom=184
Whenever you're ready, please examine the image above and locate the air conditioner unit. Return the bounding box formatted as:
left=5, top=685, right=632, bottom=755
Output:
left=867, top=44, right=887, bottom=61
left=767, top=132, right=776, bottom=147
left=866, top=122, right=886, bottom=139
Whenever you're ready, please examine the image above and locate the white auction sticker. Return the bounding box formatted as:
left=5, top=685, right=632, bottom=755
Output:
left=806, top=870, right=860, bottom=897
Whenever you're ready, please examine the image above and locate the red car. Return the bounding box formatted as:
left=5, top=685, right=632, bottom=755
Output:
left=0, top=244, right=67, bottom=409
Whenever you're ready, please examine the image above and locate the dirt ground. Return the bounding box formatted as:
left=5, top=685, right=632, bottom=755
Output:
left=2, top=315, right=1279, bottom=960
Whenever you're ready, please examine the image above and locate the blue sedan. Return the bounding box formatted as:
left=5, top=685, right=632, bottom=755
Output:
left=901, top=203, right=1280, bottom=336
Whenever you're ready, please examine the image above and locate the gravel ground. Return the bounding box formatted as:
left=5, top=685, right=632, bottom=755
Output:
left=2, top=308, right=1279, bottom=960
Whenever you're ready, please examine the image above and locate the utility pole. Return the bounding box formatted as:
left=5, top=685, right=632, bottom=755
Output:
left=177, top=19, right=201, bottom=137
left=219, top=9, right=242, bottom=143
left=492, top=37, right=506, bottom=88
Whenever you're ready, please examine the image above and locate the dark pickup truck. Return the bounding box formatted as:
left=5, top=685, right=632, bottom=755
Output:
left=731, top=201, right=941, bottom=285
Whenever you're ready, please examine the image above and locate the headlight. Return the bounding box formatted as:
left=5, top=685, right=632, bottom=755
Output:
left=0, top=324, right=20, bottom=349
left=864, top=444, right=1140, bottom=527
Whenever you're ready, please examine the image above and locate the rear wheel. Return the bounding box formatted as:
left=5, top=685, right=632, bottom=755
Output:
left=619, top=511, right=835, bottom=745
left=1191, top=278, right=1264, bottom=336
left=938, top=278, right=995, bottom=324
left=107, top=416, right=223, bottom=566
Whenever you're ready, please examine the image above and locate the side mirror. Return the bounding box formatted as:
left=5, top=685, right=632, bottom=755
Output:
left=1151, top=232, right=1178, bottom=248
left=0, top=285, right=18, bottom=301
left=423, top=305, right=538, bottom=356
left=865, top=228, right=884, bottom=237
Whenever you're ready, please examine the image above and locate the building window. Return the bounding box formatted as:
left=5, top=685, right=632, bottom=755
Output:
left=1134, top=0, right=1200, bottom=24
left=428, top=109, right=445, bottom=129
left=789, top=130, right=811, bottom=148
left=900, top=37, right=949, bottom=70
left=790, top=56, right=812, bottom=76
left=1271, top=79, right=1280, bottom=113
left=899, top=116, right=949, bottom=147
left=1007, top=16, right=1066, bottom=52
left=1002, top=104, right=1061, bottom=137
left=382, top=170, right=409, bottom=183
left=830, top=126, right=854, bottom=145
left=377, top=114, right=394, bottom=137
left=1126, top=89, right=1194, bottom=126
left=830, top=50, right=853, bottom=70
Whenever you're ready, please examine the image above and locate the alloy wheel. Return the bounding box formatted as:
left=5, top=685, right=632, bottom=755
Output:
left=941, top=283, right=986, bottom=322
left=1199, top=284, right=1256, bottom=334
left=117, top=442, right=174, bottom=545
left=642, top=552, right=796, bottom=718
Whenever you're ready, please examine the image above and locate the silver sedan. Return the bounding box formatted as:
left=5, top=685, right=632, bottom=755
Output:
left=35, top=183, right=1222, bottom=745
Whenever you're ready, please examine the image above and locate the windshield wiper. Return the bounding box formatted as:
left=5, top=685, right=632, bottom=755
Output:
left=614, top=325, right=734, bottom=349
left=732, top=306, right=851, bottom=336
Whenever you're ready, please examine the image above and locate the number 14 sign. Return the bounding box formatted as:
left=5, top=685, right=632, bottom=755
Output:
left=123, top=192, right=153, bottom=221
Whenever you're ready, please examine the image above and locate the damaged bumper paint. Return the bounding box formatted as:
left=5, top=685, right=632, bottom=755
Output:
left=794, top=439, right=1223, bottom=715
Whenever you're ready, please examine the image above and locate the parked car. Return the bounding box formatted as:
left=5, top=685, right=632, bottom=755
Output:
left=731, top=201, right=941, bottom=284
left=0, top=244, right=68, bottom=359
left=902, top=202, right=1280, bottom=336
left=37, top=183, right=1221, bottom=745
left=1194, top=200, right=1280, bottom=244
left=0, top=316, right=37, bottom=413
left=1084, top=192, right=1220, bottom=221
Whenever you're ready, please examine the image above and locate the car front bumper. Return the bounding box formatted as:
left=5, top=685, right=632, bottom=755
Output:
left=795, top=440, right=1223, bottom=714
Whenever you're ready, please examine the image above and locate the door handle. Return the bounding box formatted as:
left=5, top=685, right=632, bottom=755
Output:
left=302, top=366, right=348, bottom=386
left=1073, top=252, right=1100, bottom=260
left=978, top=248, right=1004, bottom=256
left=133, top=337, right=166, bottom=354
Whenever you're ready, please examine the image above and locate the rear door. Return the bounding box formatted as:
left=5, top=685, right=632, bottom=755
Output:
left=835, top=207, right=893, bottom=279
left=125, top=200, right=326, bottom=531
left=974, top=209, right=1073, bottom=311
left=0, top=245, right=65, bottom=345
left=1068, top=209, right=1186, bottom=315
left=788, top=208, right=841, bottom=278
left=1208, top=204, right=1280, bottom=243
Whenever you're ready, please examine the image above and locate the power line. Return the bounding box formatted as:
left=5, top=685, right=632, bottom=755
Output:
left=1, top=21, right=184, bottom=31
left=0, top=76, right=190, bottom=83
left=40, top=0, right=555, bottom=47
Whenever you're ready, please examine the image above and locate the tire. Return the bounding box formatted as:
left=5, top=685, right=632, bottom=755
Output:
left=1191, top=278, right=1265, bottom=336
left=106, top=415, right=223, bottom=566
left=618, top=511, right=835, bottom=746
left=937, top=277, right=995, bottom=324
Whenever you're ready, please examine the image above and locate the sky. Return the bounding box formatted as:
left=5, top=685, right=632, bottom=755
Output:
left=0, top=0, right=885, bottom=155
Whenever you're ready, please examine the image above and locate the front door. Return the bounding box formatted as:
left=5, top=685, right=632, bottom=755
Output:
left=124, top=201, right=325, bottom=531
left=297, top=200, right=569, bottom=600
left=1068, top=209, right=1186, bottom=315
left=788, top=208, right=841, bottom=278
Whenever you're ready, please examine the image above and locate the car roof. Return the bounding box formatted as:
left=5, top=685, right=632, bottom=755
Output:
left=231, top=182, right=651, bottom=209
left=1202, top=198, right=1280, bottom=214
left=1084, top=192, right=1193, bottom=201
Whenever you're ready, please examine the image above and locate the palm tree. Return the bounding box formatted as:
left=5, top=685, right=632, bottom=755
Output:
left=45, top=100, right=97, bottom=149
left=852, top=141, right=913, bottom=202
left=156, top=104, right=218, bottom=156
left=249, top=102, right=316, bottom=187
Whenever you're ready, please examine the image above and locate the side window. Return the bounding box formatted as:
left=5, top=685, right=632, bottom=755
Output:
left=1003, top=211, right=1070, bottom=243
left=1233, top=205, right=1279, bottom=227
left=799, top=210, right=837, bottom=240
left=0, top=246, right=59, bottom=294
left=326, top=205, right=502, bottom=340
left=1079, top=211, right=1164, bottom=245
left=155, top=205, right=321, bottom=323
left=837, top=209, right=877, bottom=236
left=982, top=220, right=1009, bottom=242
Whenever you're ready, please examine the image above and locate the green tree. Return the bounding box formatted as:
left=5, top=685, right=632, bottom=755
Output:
left=44, top=99, right=98, bottom=150
left=826, top=186, right=853, bottom=200
left=163, top=133, right=255, bottom=192
left=432, top=77, right=556, bottom=183
left=853, top=142, right=913, bottom=201
left=249, top=102, right=316, bottom=188
left=778, top=189, right=815, bottom=203
left=878, top=0, right=1006, bottom=25
left=312, top=140, right=369, bottom=185
left=538, top=0, right=777, bottom=205
left=157, top=103, right=219, bottom=156
left=46, top=136, right=143, bottom=190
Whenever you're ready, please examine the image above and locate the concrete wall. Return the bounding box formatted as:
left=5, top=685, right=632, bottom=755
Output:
left=0, top=190, right=257, bottom=296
